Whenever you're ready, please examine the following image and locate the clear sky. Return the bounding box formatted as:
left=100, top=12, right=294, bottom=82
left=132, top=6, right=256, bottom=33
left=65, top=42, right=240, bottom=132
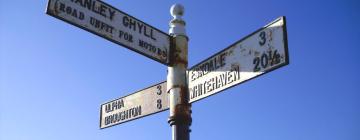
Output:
left=1, top=0, right=359, bottom=140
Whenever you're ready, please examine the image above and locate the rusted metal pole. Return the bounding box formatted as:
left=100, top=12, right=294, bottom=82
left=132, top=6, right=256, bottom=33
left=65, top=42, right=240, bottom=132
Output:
left=167, top=4, right=191, bottom=140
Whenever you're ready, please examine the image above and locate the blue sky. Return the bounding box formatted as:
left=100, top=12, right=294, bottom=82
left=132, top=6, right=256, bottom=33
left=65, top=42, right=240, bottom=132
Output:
left=1, top=0, right=359, bottom=140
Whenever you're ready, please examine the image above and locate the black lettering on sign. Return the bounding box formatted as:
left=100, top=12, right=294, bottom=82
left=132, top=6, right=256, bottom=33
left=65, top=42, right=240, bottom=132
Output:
left=90, top=17, right=114, bottom=34
left=156, top=85, right=162, bottom=110
left=191, top=52, right=228, bottom=82
left=190, top=83, right=204, bottom=100
left=261, top=53, right=269, bottom=68
left=104, top=99, right=125, bottom=113
left=157, top=99, right=162, bottom=109
left=104, top=105, right=142, bottom=125
left=190, top=65, right=241, bottom=100
left=253, top=57, right=260, bottom=72
left=259, top=31, right=266, bottom=46
left=70, top=0, right=116, bottom=20
left=123, top=16, right=156, bottom=41
left=271, top=50, right=281, bottom=65
left=156, top=85, right=162, bottom=95
left=253, top=50, right=281, bottom=72
left=139, top=40, right=156, bottom=53
left=119, top=30, right=133, bottom=43
left=157, top=48, right=167, bottom=58
left=58, top=2, right=85, bottom=20
left=123, top=16, right=136, bottom=31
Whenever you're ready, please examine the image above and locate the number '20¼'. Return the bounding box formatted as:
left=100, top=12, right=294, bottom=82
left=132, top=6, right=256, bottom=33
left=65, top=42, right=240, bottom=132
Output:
left=253, top=49, right=281, bottom=72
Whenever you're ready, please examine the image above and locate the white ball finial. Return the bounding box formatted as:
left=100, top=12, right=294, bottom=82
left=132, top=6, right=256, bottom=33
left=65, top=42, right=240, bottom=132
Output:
left=169, top=4, right=186, bottom=36
left=170, top=4, right=184, bottom=17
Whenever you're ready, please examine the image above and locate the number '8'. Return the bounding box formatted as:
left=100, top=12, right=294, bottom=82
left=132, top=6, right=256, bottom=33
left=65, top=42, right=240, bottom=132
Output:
left=157, top=99, right=162, bottom=109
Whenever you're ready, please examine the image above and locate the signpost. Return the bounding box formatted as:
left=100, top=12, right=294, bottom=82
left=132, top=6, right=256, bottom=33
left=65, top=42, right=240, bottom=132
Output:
left=100, top=82, right=168, bottom=129
left=46, top=1, right=289, bottom=139
left=188, top=17, right=288, bottom=103
left=46, top=0, right=171, bottom=65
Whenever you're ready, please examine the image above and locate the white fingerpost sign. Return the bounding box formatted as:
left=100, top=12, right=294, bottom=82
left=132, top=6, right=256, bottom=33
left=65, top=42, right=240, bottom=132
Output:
left=188, top=17, right=289, bottom=103
left=46, top=0, right=172, bottom=65
left=100, top=82, right=168, bottom=129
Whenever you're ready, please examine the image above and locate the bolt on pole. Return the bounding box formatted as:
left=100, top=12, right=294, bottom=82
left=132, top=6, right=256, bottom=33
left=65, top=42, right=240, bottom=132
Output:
left=167, top=4, right=192, bottom=140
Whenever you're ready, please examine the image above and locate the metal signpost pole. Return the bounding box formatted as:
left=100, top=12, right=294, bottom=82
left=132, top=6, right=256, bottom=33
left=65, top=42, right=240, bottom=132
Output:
left=167, top=4, right=191, bottom=140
